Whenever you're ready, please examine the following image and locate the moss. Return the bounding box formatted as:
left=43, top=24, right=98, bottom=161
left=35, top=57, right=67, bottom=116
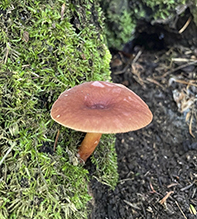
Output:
left=105, top=9, right=135, bottom=49
left=143, top=0, right=187, bottom=19
left=100, top=0, right=187, bottom=49
left=0, top=1, right=118, bottom=218
left=189, top=0, right=197, bottom=25
left=91, top=134, right=118, bottom=189
left=100, top=0, right=135, bottom=49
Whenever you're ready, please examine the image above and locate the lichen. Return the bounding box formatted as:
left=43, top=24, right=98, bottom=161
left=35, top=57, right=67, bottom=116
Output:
left=0, top=1, right=118, bottom=218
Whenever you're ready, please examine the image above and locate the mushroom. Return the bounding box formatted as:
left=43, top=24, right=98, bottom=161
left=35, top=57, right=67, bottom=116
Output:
left=51, top=81, right=153, bottom=162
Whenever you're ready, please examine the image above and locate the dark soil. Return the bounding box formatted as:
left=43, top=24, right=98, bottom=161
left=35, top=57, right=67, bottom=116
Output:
left=89, top=18, right=197, bottom=219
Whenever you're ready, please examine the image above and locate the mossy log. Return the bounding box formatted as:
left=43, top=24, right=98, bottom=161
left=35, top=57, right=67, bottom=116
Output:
left=0, top=1, right=118, bottom=218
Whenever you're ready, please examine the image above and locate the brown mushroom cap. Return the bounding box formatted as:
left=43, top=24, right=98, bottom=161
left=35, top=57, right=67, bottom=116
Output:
left=51, top=81, right=153, bottom=133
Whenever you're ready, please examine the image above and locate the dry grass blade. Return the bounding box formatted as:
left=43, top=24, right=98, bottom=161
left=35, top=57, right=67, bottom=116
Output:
left=178, top=16, right=192, bottom=33
left=0, top=142, right=16, bottom=166
left=123, top=200, right=141, bottom=210
left=22, top=31, right=29, bottom=43
left=159, top=191, right=174, bottom=205
left=189, top=113, right=195, bottom=138
left=61, top=3, right=66, bottom=20
left=171, top=78, right=197, bottom=87
left=175, top=201, right=188, bottom=219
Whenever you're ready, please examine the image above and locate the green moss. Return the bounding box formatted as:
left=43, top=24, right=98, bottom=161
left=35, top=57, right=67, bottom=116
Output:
left=91, top=134, right=118, bottom=189
left=0, top=141, right=90, bottom=219
left=100, top=0, right=135, bottom=49
left=0, top=1, right=118, bottom=218
left=189, top=0, right=197, bottom=25
left=144, top=0, right=187, bottom=19
left=100, top=0, right=188, bottom=49
left=105, top=9, right=135, bottom=49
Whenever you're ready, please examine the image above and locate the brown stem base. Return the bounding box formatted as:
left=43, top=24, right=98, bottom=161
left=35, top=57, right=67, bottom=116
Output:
left=77, top=132, right=102, bottom=162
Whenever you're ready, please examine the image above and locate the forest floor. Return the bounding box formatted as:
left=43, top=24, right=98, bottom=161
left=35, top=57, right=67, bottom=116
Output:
left=89, top=23, right=197, bottom=219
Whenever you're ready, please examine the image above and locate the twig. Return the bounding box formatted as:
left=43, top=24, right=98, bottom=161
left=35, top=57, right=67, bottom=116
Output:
left=175, top=201, right=188, bottom=219
left=132, top=50, right=143, bottom=63
left=171, top=78, right=197, bottom=87
left=114, top=50, right=142, bottom=75
left=159, top=191, right=174, bottom=205
left=167, top=183, right=179, bottom=188
left=123, top=200, right=141, bottom=210
left=171, top=58, right=196, bottom=62
left=149, top=182, right=157, bottom=193
left=155, top=60, right=197, bottom=78
left=146, top=77, right=165, bottom=89
left=180, top=182, right=194, bottom=191
left=114, top=64, right=130, bottom=75
left=53, top=129, right=60, bottom=152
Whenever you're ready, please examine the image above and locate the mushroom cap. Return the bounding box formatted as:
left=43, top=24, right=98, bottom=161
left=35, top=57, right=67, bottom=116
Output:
left=51, top=81, right=153, bottom=133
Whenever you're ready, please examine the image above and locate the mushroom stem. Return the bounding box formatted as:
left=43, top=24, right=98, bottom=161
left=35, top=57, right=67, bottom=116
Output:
left=77, top=132, right=102, bottom=162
